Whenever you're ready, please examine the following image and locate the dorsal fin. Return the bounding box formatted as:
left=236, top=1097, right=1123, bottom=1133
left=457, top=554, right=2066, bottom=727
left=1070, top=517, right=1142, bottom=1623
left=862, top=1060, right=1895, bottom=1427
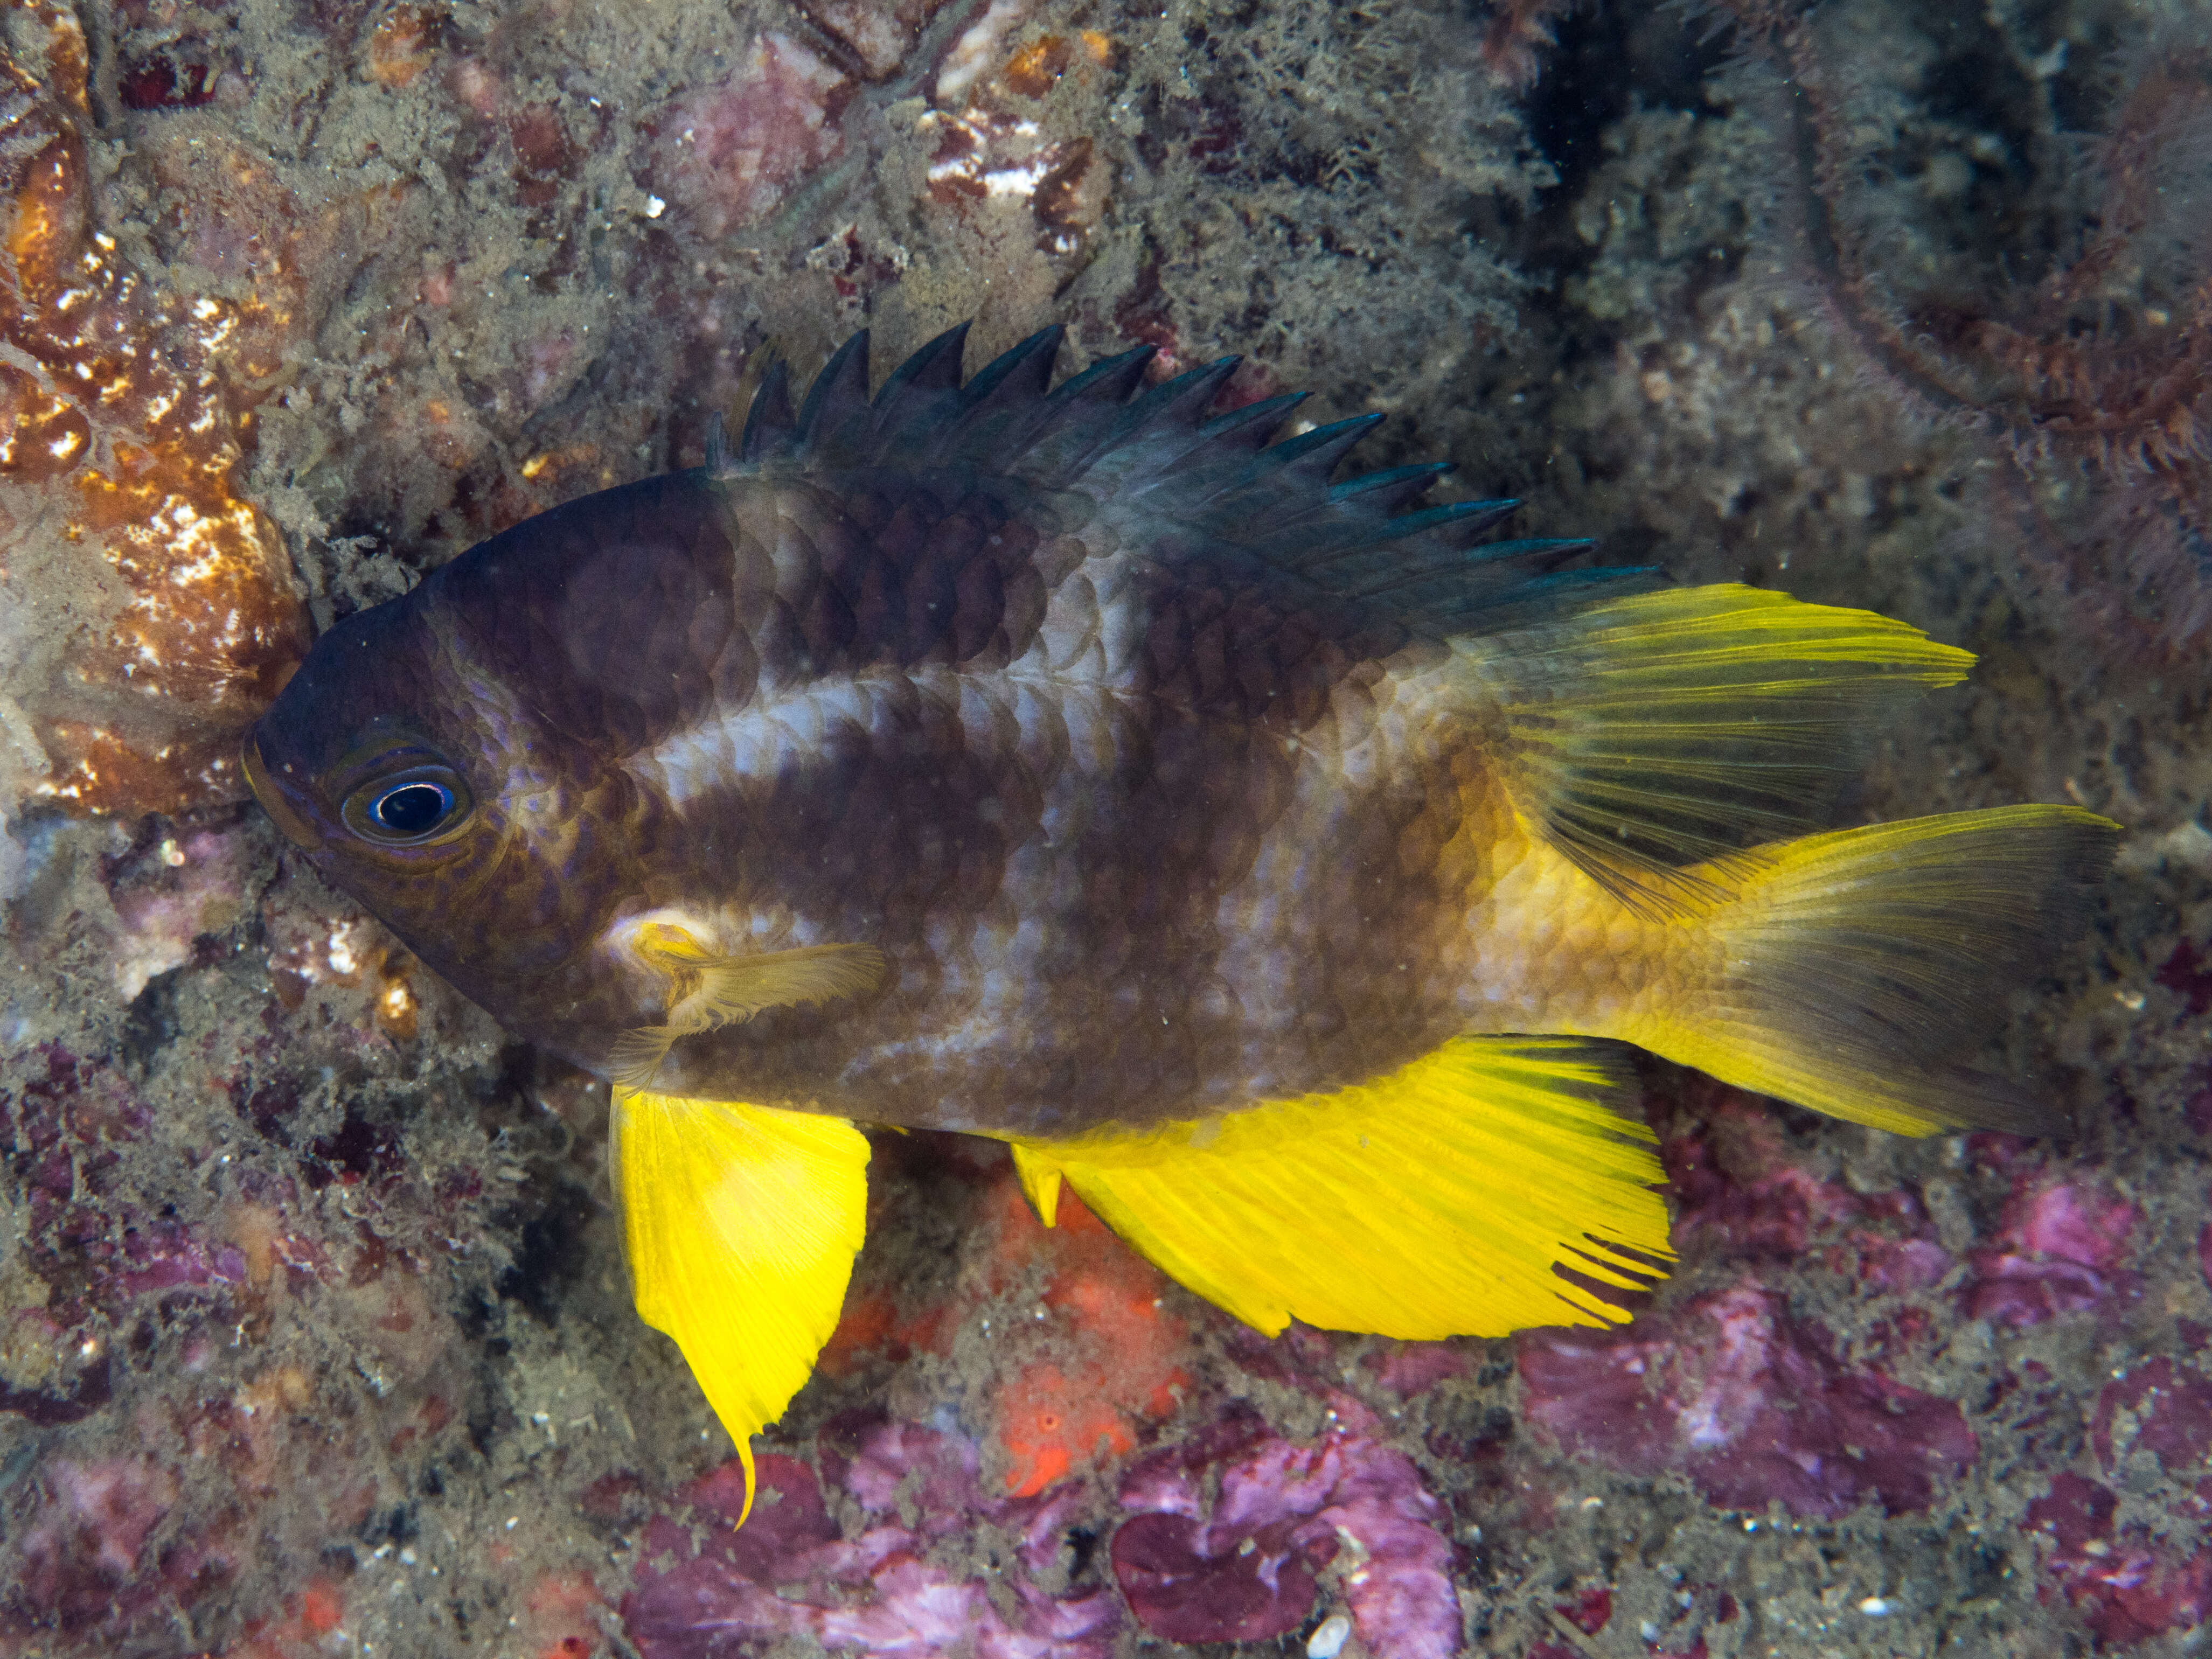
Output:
left=747, top=326, right=1647, bottom=629
left=738, top=358, right=797, bottom=461
left=868, top=322, right=971, bottom=456
left=1478, top=584, right=1988, bottom=902
left=790, top=330, right=873, bottom=463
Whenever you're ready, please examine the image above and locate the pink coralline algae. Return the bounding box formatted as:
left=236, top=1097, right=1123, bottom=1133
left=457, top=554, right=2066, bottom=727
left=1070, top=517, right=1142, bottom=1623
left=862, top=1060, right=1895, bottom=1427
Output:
left=1518, top=1282, right=1977, bottom=1519
left=2028, top=1468, right=2212, bottom=1648
left=1366, top=1342, right=1469, bottom=1399
left=1663, top=1088, right=1949, bottom=1289
left=106, top=824, right=256, bottom=1000
left=2093, top=1358, right=2212, bottom=1475
left=13, top=1456, right=206, bottom=1637
left=1111, top=1405, right=1461, bottom=1658
left=1961, top=1170, right=2143, bottom=1329
left=651, top=34, right=852, bottom=240
left=2021, top=1354, right=2212, bottom=1648
left=622, top=1417, right=1118, bottom=1659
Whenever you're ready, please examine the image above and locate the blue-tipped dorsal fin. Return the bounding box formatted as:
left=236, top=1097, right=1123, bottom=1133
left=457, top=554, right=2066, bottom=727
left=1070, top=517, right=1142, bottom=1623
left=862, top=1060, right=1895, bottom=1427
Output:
left=750, top=325, right=1647, bottom=631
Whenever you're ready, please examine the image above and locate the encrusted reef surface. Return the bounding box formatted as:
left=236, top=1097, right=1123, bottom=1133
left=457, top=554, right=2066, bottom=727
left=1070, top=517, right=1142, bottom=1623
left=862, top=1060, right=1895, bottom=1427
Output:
left=1, top=0, right=2209, bottom=1654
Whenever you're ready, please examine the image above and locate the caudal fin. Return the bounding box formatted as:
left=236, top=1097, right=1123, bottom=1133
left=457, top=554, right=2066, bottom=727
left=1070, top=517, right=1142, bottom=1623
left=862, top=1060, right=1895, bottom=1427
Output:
left=1633, top=806, right=2118, bottom=1136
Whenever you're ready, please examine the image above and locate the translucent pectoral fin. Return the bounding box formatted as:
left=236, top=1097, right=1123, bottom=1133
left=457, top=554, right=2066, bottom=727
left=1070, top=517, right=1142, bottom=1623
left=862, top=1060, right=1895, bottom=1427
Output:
left=686, top=942, right=889, bottom=1026
left=608, top=1027, right=677, bottom=1091
left=611, top=1086, right=871, bottom=1524
left=627, top=920, right=888, bottom=1028
left=1004, top=1037, right=1671, bottom=1340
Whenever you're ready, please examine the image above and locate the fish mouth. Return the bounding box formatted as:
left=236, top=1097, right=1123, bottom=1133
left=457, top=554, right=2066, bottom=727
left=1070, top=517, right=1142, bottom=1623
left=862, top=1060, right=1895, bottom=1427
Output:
left=241, top=731, right=326, bottom=851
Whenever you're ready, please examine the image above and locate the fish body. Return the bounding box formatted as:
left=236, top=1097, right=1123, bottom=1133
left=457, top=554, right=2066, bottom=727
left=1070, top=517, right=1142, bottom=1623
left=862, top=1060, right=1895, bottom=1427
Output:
left=247, top=326, right=2116, bottom=1513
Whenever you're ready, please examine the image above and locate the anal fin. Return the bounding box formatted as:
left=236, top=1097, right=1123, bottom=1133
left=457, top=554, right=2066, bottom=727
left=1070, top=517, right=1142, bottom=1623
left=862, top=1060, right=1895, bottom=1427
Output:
left=1004, top=1037, right=1670, bottom=1340
left=612, top=1087, right=871, bottom=1523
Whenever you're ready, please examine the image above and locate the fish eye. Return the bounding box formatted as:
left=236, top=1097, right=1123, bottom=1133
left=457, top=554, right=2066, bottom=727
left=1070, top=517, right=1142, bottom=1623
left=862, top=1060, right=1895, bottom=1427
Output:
left=342, top=764, right=473, bottom=847
left=371, top=780, right=453, bottom=835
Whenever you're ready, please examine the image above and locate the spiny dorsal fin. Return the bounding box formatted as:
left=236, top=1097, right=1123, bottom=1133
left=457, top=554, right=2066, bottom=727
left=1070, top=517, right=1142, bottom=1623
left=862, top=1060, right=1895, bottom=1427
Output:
left=745, top=325, right=1641, bottom=627
left=790, top=329, right=873, bottom=462
left=738, top=357, right=797, bottom=461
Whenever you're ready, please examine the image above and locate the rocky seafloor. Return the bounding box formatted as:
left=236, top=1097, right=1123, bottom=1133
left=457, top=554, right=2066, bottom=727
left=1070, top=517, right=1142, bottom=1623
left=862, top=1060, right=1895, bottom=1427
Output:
left=2, top=0, right=2211, bottom=1654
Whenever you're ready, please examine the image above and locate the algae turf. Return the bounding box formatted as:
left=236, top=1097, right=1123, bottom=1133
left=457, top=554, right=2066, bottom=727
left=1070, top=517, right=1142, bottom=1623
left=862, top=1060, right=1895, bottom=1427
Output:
left=0, top=0, right=2208, bottom=1654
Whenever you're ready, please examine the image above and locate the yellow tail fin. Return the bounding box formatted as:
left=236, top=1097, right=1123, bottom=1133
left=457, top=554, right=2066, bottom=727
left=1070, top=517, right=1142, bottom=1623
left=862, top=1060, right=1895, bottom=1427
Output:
left=1001, top=1036, right=1670, bottom=1340
left=1627, top=806, right=2119, bottom=1137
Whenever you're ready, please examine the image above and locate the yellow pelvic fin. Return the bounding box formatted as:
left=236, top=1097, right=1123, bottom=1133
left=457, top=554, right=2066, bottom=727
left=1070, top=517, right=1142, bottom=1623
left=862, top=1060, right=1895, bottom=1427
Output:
left=1485, top=584, right=1976, bottom=900
left=1011, top=1145, right=1064, bottom=1228
left=614, top=928, right=888, bottom=1088
left=1627, top=805, right=2120, bottom=1137
left=1001, top=1036, right=1670, bottom=1340
left=611, top=1086, right=871, bottom=1524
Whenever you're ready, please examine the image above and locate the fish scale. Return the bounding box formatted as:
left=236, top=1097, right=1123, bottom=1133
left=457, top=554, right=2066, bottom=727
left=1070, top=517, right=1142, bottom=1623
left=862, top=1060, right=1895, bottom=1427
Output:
left=244, top=324, right=2118, bottom=1519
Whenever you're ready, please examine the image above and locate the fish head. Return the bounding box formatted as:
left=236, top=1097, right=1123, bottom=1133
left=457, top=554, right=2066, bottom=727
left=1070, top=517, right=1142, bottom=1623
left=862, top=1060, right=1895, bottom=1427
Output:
left=244, top=579, right=523, bottom=914
left=242, top=526, right=652, bottom=1042
left=245, top=585, right=480, bottom=851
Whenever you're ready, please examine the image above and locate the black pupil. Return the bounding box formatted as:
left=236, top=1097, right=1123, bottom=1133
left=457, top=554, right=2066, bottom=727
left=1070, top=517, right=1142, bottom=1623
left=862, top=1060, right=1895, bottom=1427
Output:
left=373, top=782, right=450, bottom=837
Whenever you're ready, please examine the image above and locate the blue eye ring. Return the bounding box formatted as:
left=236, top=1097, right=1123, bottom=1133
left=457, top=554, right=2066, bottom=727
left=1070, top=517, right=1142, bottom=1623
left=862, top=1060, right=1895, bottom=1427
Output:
left=341, top=764, right=473, bottom=847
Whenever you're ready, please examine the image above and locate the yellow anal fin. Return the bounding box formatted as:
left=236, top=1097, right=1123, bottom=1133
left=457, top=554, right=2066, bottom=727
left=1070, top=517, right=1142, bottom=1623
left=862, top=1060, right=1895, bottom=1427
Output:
left=1482, top=584, right=1976, bottom=902
left=1004, top=1037, right=1670, bottom=1340
left=611, top=1086, right=871, bottom=1524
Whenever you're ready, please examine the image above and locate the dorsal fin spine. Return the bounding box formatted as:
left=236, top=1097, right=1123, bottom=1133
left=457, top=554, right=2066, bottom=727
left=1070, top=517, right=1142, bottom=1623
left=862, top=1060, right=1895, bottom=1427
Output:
left=1197, top=391, right=1309, bottom=448
left=738, top=359, right=797, bottom=461
left=1330, top=462, right=1456, bottom=504
left=792, top=331, right=872, bottom=460
left=759, top=326, right=1643, bottom=628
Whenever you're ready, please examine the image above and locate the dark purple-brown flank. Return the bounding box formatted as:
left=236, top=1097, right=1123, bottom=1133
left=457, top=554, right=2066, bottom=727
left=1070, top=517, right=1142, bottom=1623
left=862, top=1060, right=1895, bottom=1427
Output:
left=249, top=331, right=1564, bottom=1135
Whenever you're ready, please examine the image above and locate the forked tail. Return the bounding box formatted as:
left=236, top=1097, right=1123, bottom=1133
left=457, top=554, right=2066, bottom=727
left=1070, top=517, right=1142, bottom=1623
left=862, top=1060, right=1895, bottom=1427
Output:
left=1623, top=806, right=2118, bottom=1135
left=1469, top=582, right=2119, bottom=1135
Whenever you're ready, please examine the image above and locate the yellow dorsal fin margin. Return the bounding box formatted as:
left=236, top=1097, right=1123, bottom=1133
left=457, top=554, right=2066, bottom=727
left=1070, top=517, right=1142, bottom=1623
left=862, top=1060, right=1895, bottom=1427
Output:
left=611, top=1087, right=871, bottom=1525
left=1000, top=1036, right=1670, bottom=1340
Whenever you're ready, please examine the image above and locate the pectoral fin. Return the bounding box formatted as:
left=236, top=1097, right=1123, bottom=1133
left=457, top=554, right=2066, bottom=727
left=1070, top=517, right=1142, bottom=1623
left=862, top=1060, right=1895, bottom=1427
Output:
left=1004, top=1036, right=1670, bottom=1340
left=611, top=1086, right=871, bottom=1524
left=614, top=929, right=889, bottom=1088
left=674, top=937, right=889, bottom=1027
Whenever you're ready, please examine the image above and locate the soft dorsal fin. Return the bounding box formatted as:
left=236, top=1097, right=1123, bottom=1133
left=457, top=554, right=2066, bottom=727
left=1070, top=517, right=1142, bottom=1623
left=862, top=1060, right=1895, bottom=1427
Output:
left=1474, top=584, right=1980, bottom=902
